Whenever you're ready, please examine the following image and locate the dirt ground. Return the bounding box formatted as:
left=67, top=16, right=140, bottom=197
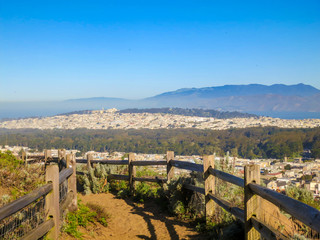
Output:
left=62, top=193, right=209, bottom=240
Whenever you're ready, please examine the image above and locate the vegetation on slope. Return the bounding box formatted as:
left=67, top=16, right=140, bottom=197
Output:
left=0, top=151, right=45, bottom=206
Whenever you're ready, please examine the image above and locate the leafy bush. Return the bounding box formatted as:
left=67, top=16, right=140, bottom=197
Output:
left=0, top=150, right=23, bottom=170
left=134, top=182, right=160, bottom=202
left=286, top=185, right=320, bottom=210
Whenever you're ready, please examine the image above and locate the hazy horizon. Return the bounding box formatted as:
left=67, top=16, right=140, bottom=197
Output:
left=0, top=82, right=318, bottom=103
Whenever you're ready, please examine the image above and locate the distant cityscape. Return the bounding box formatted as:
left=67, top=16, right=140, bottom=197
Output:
left=1, top=108, right=320, bottom=130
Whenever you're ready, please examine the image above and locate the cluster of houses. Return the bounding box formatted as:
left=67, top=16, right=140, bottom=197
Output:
left=234, top=157, right=320, bottom=199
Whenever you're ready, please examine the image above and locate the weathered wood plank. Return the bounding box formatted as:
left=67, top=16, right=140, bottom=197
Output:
left=251, top=216, right=289, bottom=240
left=245, top=165, right=261, bottom=240
left=108, top=174, right=130, bottom=181
left=208, top=192, right=245, bottom=222
left=87, top=154, right=93, bottom=170
left=44, top=150, right=51, bottom=164
left=183, top=183, right=205, bottom=195
left=249, top=182, right=320, bottom=233
left=21, top=218, right=54, bottom=240
left=209, top=167, right=244, bottom=188
left=60, top=158, right=67, bottom=170
left=92, top=160, right=129, bottom=165
left=59, top=168, right=73, bottom=185
left=76, top=159, right=130, bottom=165
left=0, top=184, right=52, bottom=221
left=170, top=160, right=203, bottom=172
left=67, top=154, right=77, bottom=211
left=60, top=192, right=74, bottom=213
left=45, top=164, right=60, bottom=239
left=132, top=160, right=167, bottom=166
left=204, top=155, right=215, bottom=222
left=76, top=159, right=87, bottom=164
left=167, top=151, right=175, bottom=182
left=133, top=177, right=167, bottom=183
left=128, top=153, right=136, bottom=194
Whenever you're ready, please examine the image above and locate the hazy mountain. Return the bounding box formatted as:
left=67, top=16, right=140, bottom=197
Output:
left=1, top=83, right=320, bottom=119
left=152, top=83, right=320, bottom=98
left=144, top=84, right=320, bottom=114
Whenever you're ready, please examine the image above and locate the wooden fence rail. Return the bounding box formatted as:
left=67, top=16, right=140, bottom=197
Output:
left=0, top=152, right=77, bottom=240
left=0, top=184, right=53, bottom=222
left=249, top=182, right=320, bottom=233
left=15, top=149, right=320, bottom=239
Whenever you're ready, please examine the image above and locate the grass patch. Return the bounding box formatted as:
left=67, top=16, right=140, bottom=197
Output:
left=62, top=200, right=110, bottom=239
left=86, top=202, right=110, bottom=227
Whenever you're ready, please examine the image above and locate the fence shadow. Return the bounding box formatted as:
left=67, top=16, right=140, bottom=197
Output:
left=122, top=197, right=209, bottom=240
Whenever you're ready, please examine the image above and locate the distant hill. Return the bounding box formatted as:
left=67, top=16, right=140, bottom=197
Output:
left=144, top=83, right=320, bottom=115
left=119, top=108, right=257, bottom=119
left=1, top=83, right=319, bottom=119
left=153, top=83, right=320, bottom=98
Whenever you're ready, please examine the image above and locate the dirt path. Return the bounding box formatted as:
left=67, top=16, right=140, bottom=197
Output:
left=63, top=193, right=208, bottom=240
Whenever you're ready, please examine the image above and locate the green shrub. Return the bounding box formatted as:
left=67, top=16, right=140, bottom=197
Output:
left=286, top=185, right=319, bottom=210
left=0, top=150, right=23, bottom=170
left=63, top=202, right=96, bottom=239
left=80, top=164, right=109, bottom=195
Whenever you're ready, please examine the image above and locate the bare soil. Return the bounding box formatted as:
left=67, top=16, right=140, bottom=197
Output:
left=62, top=193, right=209, bottom=240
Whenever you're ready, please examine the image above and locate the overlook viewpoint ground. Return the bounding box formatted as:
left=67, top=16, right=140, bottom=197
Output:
left=62, top=193, right=210, bottom=240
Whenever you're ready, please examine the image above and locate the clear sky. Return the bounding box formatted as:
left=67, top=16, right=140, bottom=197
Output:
left=1, top=0, right=319, bottom=101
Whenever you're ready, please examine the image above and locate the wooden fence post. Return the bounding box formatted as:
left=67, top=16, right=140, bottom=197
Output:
left=67, top=153, right=77, bottom=211
left=21, top=149, right=27, bottom=166
left=166, top=151, right=174, bottom=182
left=45, top=164, right=60, bottom=240
left=44, top=149, right=51, bottom=165
left=87, top=153, right=93, bottom=170
left=203, top=155, right=215, bottom=223
left=244, top=164, right=261, bottom=240
left=58, top=149, right=66, bottom=169
left=128, top=153, right=136, bottom=195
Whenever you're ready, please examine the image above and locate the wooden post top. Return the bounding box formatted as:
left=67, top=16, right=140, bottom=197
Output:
left=203, top=155, right=214, bottom=172
left=244, top=164, right=260, bottom=185
left=128, top=153, right=135, bottom=162
left=58, top=149, right=66, bottom=159
left=87, top=153, right=93, bottom=160
left=166, top=151, right=174, bottom=162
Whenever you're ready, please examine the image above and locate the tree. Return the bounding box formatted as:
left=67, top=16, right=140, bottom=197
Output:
left=284, top=164, right=291, bottom=170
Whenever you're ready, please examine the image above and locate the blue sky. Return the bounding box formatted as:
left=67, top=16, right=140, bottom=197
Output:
left=1, top=0, right=319, bottom=101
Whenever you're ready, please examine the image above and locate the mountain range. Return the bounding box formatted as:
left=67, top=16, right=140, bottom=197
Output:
left=1, top=83, right=320, bottom=119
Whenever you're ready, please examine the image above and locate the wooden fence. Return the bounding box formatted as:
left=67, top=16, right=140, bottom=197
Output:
left=2, top=149, right=320, bottom=239
left=76, top=151, right=320, bottom=240
left=0, top=152, right=77, bottom=240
